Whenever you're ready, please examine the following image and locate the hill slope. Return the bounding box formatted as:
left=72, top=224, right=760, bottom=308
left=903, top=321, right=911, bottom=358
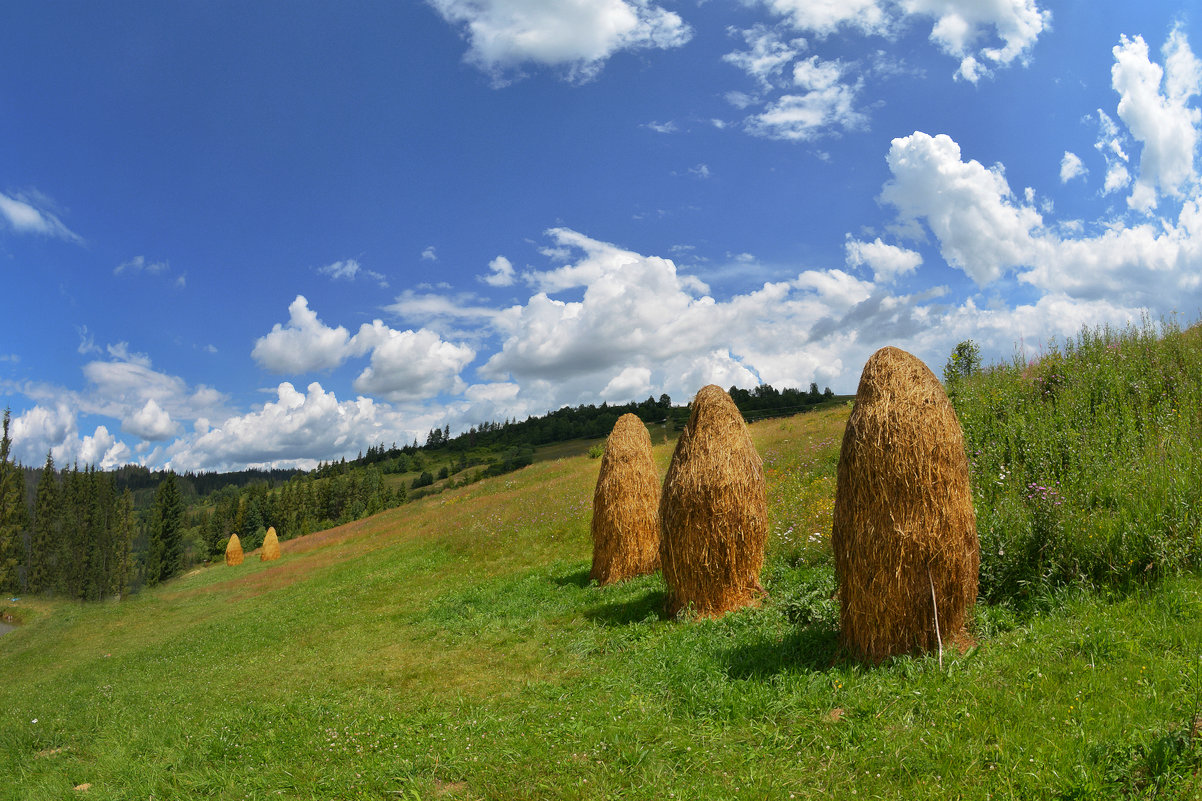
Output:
left=2, top=405, right=1200, bottom=800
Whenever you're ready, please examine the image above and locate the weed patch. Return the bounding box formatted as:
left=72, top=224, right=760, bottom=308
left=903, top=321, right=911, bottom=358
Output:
left=954, top=318, right=1202, bottom=603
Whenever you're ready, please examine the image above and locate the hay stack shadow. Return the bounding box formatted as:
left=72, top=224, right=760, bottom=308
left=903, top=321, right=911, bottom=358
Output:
left=833, top=346, right=978, bottom=662
left=552, top=566, right=592, bottom=589
left=724, top=624, right=842, bottom=678
left=660, top=385, right=768, bottom=618
left=590, top=413, right=662, bottom=585
left=225, top=533, right=244, bottom=566
left=583, top=589, right=669, bottom=627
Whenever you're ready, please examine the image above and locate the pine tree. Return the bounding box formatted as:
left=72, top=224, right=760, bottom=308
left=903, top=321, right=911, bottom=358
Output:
left=63, top=464, right=91, bottom=598
left=242, top=499, right=265, bottom=550
left=112, top=489, right=134, bottom=597
left=81, top=467, right=112, bottom=600
left=28, top=453, right=59, bottom=593
left=0, top=409, right=26, bottom=592
left=200, top=509, right=220, bottom=560
left=147, top=472, right=184, bottom=585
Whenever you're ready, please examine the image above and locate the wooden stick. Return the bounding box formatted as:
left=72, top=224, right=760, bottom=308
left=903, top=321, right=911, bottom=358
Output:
left=928, top=567, right=943, bottom=669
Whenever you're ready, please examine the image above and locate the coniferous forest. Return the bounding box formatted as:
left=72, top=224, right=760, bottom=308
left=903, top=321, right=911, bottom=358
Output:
left=0, top=383, right=838, bottom=599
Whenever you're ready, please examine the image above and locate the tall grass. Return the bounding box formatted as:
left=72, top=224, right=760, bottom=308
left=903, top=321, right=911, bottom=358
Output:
left=952, top=317, right=1202, bottom=604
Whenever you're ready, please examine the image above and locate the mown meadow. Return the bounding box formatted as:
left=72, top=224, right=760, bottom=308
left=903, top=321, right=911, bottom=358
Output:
left=2, top=321, right=1201, bottom=800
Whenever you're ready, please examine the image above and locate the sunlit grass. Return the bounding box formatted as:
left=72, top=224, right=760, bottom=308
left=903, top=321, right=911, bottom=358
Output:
left=2, top=401, right=1200, bottom=799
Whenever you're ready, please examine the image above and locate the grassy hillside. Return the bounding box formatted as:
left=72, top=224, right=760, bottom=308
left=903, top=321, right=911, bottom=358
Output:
left=3, top=353, right=1202, bottom=797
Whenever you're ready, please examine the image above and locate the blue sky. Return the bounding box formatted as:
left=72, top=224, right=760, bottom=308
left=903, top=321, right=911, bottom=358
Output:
left=2, top=0, right=1200, bottom=472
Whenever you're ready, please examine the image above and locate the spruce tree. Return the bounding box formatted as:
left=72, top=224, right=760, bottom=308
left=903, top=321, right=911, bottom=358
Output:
left=28, top=452, right=59, bottom=593
left=81, top=468, right=118, bottom=600
left=0, top=409, right=26, bottom=592
left=112, top=489, right=134, bottom=597
left=63, top=464, right=90, bottom=598
left=242, top=500, right=265, bottom=550
left=146, top=472, right=184, bottom=585
left=200, top=509, right=221, bottom=560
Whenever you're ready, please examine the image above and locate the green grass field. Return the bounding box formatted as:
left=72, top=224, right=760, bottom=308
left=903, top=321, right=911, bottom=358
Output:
left=3, top=337, right=1202, bottom=798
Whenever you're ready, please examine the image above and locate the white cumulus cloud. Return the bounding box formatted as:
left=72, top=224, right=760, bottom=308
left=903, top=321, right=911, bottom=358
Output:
left=78, top=425, right=130, bottom=469
left=900, top=0, right=1050, bottom=82
left=754, top=0, right=1049, bottom=81
left=1060, top=151, right=1087, bottom=183
left=845, top=237, right=923, bottom=282
left=601, top=366, right=653, bottom=400
left=756, top=0, right=887, bottom=36
left=167, top=382, right=400, bottom=471
left=251, top=295, right=478, bottom=402
left=481, top=255, right=517, bottom=287
left=872, top=127, right=1202, bottom=311
left=428, top=0, right=692, bottom=83
left=252, top=295, right=355, bottom=373
left=474, top=229, right=881, bottom=410
left=1093, top=109, right=1132, bottom=195
left=10, top=404, right=130, bottom=469
left=123, top=398, right=178, bottom=441
left=746, top=56, right=866, bottom=141
left=352, top=326, right=476, bottom=401
left=723, top=24, right=807, bottom=90
left=1111, top=28, right=1202, bottom=212
left=880, top=131, right=1044, bottom=285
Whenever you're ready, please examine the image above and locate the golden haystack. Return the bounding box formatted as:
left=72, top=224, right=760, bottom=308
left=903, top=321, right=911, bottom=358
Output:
left=260, top=526, right=281, bottom=562
left=832, top=346, right=979, bottom=661
left=225, top=533, right=244, bottom=566
left=659, top=384, right=768, bottom=618
left=590, top=413, right=661, bottom=585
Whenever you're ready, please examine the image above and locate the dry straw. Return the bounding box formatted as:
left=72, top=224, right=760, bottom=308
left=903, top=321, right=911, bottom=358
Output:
left=833, top=346, right=979, bottom=661
left=225, top=533, right=244, bottom=567
left=260, top=526, right=281, bottom=562
left=590, top=413, right=662, bottom=585
left=660, top=384, right=768, bottom=618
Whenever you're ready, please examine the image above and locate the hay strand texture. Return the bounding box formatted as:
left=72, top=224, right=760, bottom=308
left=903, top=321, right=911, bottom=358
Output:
left=260, top=526, right=281, bottom=562
left=590, top=414, right=662, bottom=585
left=660, top=385, right=768, bottom=618
left=225, top=533, right=244, bottom=566
left=833, top=346, right=979, bottom=661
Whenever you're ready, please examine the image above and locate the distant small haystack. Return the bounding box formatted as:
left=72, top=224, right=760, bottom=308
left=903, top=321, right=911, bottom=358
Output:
left=660, top=385, right=767, bottom=618
left=833, top=346, right=979, bottom=661
left=590, top=413, right=661, bottom=585
left=260, top=526, right=281, bottom=562
left=225, top=533, right=244, bottom=567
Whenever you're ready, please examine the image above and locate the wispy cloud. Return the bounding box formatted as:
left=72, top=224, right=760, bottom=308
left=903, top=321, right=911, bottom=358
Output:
left=115, top=256, right=186, bottom=290
left=115, top=255, right=170, bottom=276
left=317, top=258, right=389, bottom=287
left=0, top=190, right=82, bottom=243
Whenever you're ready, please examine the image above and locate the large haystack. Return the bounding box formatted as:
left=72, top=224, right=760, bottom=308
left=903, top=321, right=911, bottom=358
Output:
left=225, top=533, right=244, bottom=567
left=590, top=414, right=661, bottom=585
left=660, top=385, right=768, bottom=618
left=260, top=526, right=281, bottom=562
left=833, top=346, right=979, bottom=661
